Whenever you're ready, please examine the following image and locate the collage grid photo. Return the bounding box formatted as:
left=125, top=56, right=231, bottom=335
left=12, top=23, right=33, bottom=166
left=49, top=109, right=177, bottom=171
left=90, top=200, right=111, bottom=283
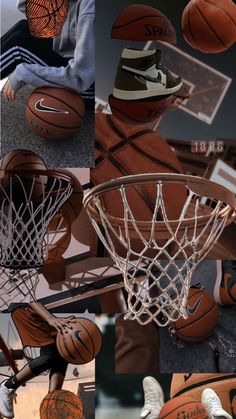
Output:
left=0, top=0, right=236, bottom=418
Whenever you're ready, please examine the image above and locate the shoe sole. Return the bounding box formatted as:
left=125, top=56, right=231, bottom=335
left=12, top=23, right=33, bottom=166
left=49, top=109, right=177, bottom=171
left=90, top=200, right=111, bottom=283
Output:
left=113, top=81, right=183, bottom=100
left=213, top=260, right=223, bottom=305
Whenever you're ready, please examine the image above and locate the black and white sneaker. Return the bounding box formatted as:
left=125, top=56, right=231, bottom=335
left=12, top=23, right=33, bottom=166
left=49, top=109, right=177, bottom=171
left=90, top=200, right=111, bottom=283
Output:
left=113, top=47, right=182, bottom=100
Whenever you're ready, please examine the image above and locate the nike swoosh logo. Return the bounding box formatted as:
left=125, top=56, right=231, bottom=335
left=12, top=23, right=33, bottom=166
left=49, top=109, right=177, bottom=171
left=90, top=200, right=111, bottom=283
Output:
left=74, top=330, right=89, bottom=350
left=134, top=73, right=162, bottom=85
left=35, top=99, right=69, bottom=114
left=187, top=295, right=203, bottom=315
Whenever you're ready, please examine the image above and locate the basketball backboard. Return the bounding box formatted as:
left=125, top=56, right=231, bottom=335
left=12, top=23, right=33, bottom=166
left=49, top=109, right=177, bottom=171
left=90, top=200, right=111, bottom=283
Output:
left=146, top=41, right=232, bottom=125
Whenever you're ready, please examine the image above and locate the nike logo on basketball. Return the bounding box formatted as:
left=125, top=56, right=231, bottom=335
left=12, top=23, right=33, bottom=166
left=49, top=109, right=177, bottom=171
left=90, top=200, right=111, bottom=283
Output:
left=74, top=330, right=89, bottom=350
left=35, top=99, right=69, bottom=114
left=187, top=295, right=203, bottom=315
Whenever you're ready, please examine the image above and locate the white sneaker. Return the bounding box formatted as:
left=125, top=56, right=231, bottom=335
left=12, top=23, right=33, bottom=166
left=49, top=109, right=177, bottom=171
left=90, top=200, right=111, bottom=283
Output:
left=0, top=382, right=15, bottom=419
left=201, top=388, right=232, bottom=419
left=140, top=376, right=164, bottom=419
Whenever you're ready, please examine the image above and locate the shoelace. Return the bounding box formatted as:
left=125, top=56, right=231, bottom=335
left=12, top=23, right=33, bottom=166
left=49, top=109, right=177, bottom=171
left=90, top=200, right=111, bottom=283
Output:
left=144, top=388, right=159, bottom=407
left=205, top=396, right=221, bottom=414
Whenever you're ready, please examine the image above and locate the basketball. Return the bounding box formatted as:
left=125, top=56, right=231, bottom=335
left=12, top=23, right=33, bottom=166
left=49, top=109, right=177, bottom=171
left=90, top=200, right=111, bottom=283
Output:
left=40, top=389, right=83, bottom=419
left=108, top=94, right=173, bottom=124
left=45, top=212, right=71, bottom=264
left=159, top=395, right=208, bottom=419
left=56, top=318, right=102, bottom=364
left=26, top=0, right=69, bottom=38
left=0, top=149, right=47, bottom=201
left=111, top=4, right=176, bottom=43
left=181, top=0, right=236, bottom=53
left=173, top=287, right=219, bottom=342
left=91, top=113, right=186, bottom=257
left=171, top=373, right=236, bottom=417
left=58, top=169, right=84, bottom=225
left=26, top=87, right=85, bottom=141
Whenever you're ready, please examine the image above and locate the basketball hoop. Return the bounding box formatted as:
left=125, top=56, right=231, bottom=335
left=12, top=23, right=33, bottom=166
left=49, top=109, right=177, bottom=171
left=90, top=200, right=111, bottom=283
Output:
left=0, top=169, right=74, bottom=270
left=84, top=173, right=236, bottom=326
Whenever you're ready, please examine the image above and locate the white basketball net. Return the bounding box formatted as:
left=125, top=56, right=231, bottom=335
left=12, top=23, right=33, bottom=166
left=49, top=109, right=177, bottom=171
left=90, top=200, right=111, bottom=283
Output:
left=0, top=171, right=73, bottom=270
left=0, top=268, right=40, bottom=309
left=86, top=178, right=234, bottom=326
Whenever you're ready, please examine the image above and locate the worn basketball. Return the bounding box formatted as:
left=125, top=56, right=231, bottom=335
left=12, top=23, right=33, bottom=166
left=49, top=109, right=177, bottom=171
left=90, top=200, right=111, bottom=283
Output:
left=26, top=87, right=85, bottom=141
left=182, top=0, right=236, bottom=53
left=173, top=287, right=219, bottom=342
left=26, top=0, right=69, bottom=38
left=159, top=395, right=208, bottom=419
left=170, top=374, right=236, bottom=417
left=0, top=149, right=47, bottom=201
left=111, top=4, right=176, bottom=43
left=58, top=169, right=84, bottom=225
left=40, top=389, right=83, bottom=419
left=56, top=318, right=102, bottom=364
left=109, top=94, right=173, bottom=124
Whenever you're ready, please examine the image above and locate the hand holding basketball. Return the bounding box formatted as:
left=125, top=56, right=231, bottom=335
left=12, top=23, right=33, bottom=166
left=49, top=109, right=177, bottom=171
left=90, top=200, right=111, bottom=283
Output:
left=48, top=316, right=78, bottom=334
left=3, top=81, right=16, bottom=102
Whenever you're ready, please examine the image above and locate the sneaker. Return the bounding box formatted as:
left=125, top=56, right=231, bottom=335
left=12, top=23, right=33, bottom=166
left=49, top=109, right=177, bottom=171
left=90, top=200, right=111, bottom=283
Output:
left=214, top=260, right=236, bottom=305
left=201, top=388, right=232, bottom=419
left=140, top=376, right=164, bottom=419
left=113, top=47, right=182, bottom=100
left=0, top=382, right=15, bottom=419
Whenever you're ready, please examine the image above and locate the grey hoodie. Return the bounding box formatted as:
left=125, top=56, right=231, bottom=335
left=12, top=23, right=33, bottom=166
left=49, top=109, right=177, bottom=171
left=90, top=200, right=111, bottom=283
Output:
left=9, top=0, right=95, bottom=93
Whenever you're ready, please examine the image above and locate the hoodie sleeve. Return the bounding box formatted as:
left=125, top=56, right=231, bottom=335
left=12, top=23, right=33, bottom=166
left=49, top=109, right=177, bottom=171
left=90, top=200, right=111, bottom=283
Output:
left=8, top=1, right=95, bottom=93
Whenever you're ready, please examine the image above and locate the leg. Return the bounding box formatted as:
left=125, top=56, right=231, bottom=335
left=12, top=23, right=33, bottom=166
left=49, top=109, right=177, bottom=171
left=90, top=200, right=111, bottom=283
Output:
left=48, top=346, right=68, bottom=392
left=1, top=19, right=67, bottom=79
left=48, top=372, right=66, bottom=392
left=3, top=343, right=59, bottom=390
left=0, top=343, right=62, bottom=418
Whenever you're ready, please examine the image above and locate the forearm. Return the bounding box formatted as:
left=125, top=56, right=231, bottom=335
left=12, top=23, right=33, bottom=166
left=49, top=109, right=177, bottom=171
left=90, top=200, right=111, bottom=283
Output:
left=8, top=59, right=93, bottom=93
left=28, top=302, right=55, bottom=323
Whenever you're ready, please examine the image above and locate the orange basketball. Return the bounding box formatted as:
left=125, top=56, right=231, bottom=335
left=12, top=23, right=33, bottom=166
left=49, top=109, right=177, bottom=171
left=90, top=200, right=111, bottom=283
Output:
left=40, top=390, right=83, bottom=419
left=159, top=395, right=208, bottom=419
left=0, top=149, right=47, bottom=201
left=93, top=113, right=186, bottom=221
left=26, top=0, right=69, bottom=38
left=58, top=169, right=84, bottom=225
left=181, top=0, right=236, bottom=53
left=173, top=287, right=219, bottom=342
left=91, top=112, right=186, bottom=257
left=170, top=374, right=236, bottom=417
left=26, top=87, right=85, bottom=141
left=56, top=318, right=102, bottom=364
left=109, top=94, right=173, bottom=124
left=45, top=212, right=71, bottom=264
left=111, top=4, right=176, bottom=43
